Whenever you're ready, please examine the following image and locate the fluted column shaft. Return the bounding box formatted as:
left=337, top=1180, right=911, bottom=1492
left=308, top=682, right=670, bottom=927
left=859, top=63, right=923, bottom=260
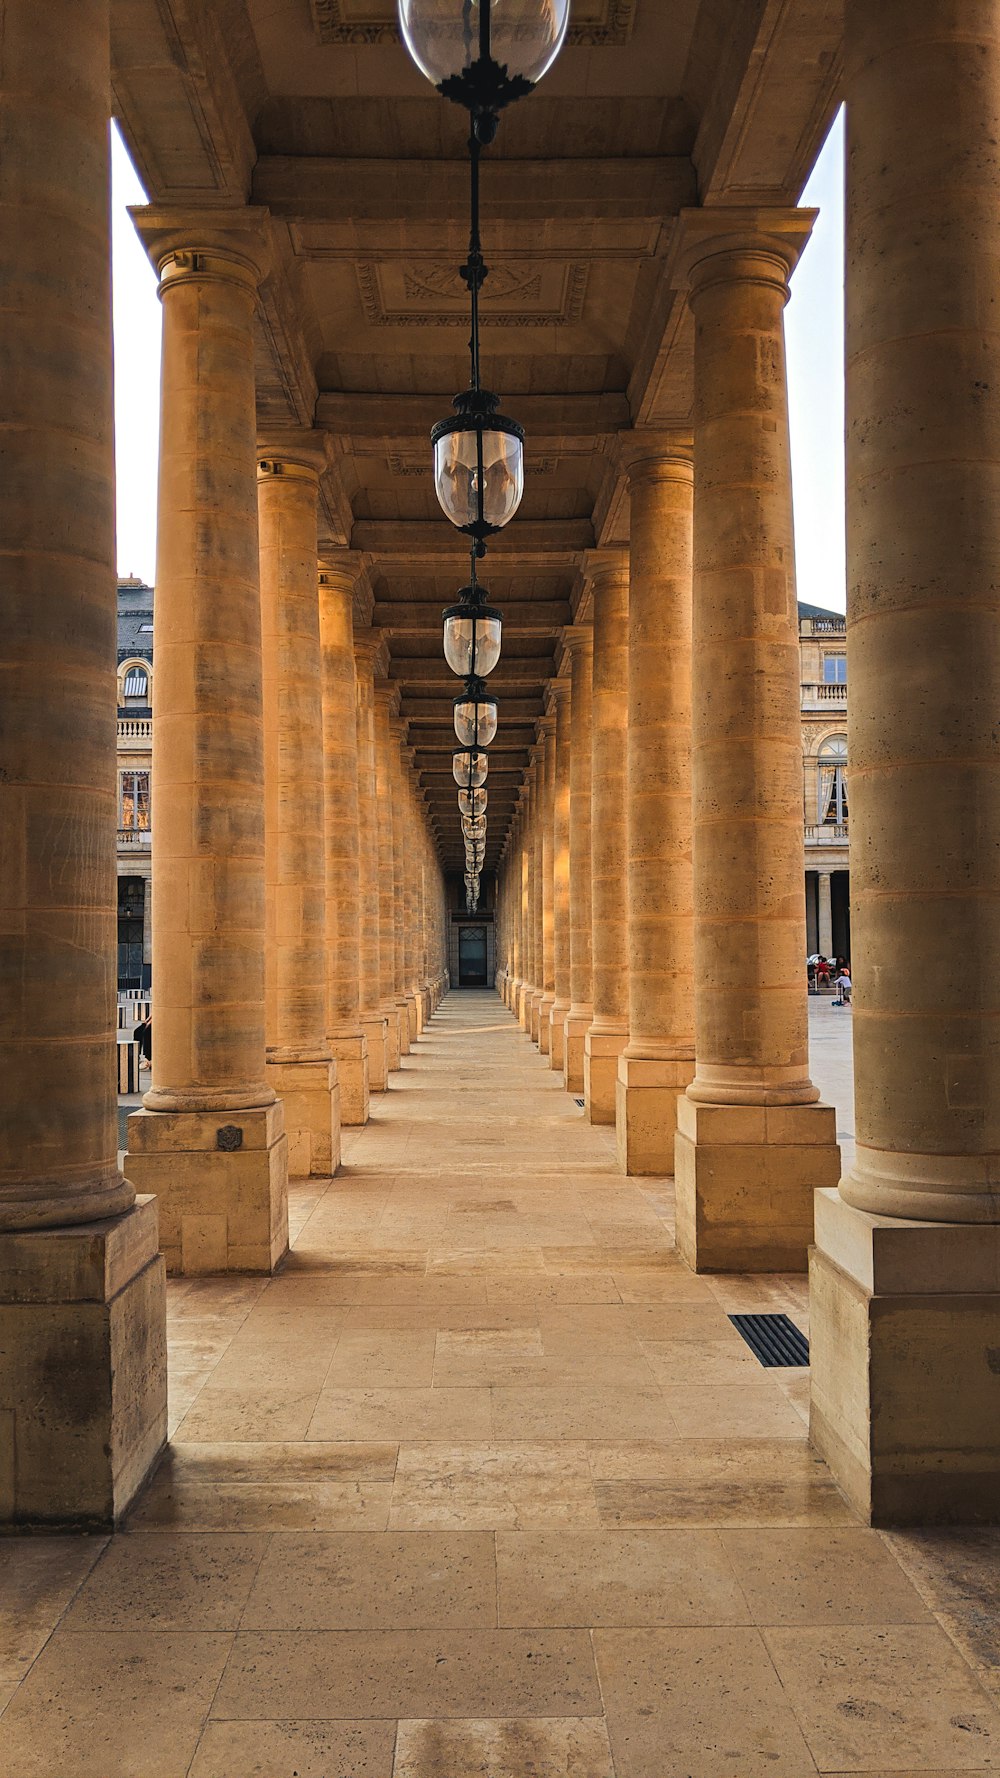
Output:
left=354, top=637, right=389, bottom=1089
left=258, top=440, right=337, bottom=1176
left=616, top=440, right=696, bottom=1174
left=538, top=715, right=557, bottom=1053
left=124, top=211, right=289, bottom=1277
left=563, top=628, right=594, bottom=1093
left=809, top=0, right=1000, bottom=1526
left=584, top=556, right=630, bottom=1122
left=673, top=210, right=839, bottom=1271
left=549, top=682, right=572, bottom=1068
left=319, top=568, right=369, bottom=1126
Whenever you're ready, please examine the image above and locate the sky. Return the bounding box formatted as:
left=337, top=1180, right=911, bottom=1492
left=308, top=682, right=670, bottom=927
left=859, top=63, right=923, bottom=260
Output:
left=110, top=110, right=847, bottom=609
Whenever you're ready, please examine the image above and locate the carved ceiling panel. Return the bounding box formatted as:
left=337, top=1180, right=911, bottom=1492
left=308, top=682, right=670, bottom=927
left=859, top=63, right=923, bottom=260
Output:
left=309, top=0, right=637, bottom=49
left=356, top=259, right=589, bottom=327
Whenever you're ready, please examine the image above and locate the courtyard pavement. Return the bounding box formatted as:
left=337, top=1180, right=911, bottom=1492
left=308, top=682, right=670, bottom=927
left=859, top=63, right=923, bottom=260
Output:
left=2, top=990, right=998, bottom=1775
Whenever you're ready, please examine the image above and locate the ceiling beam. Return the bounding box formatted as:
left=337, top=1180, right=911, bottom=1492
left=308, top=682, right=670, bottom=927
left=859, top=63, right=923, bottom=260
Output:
left=373, top=601, right=573, bottom=635
left=353, top=519, right=593, bottom=559
left=318, top=391, right=630, bottom=442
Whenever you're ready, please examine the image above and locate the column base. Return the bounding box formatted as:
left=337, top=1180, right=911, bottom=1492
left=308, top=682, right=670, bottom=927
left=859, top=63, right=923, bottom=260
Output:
left=584, top=1026, right=627, bottom=1124
left=528, top=990, right=544, bottom=1043
left=395, top=999, right=411, bottom=1056
left=516, top=983, right=532, bottom=1028
left=548, top=1000, right=570, bottom=1071
left=124, top=1103, right=289, bottom=1275
left=0, top=1197, right=167, bottom=1528
left=563, top=1009, right=591, bottom=1095
left=383, top=1004, right=402, bottom=1073
left=810, top=1190, right=1000, bottom=1525
left=265, top=1056, right=339, bottom=1178
left=361, top=1015, right=389, bottom=1092
left=330, top=1033, right=370, bottom=1126
left=674, top=1096, right=840, bottom=1272
left=616, top=1054, right=694, bottom=1175
left=537, top=992, right=555, bottom=1054
left=406, top=992, right=421, bottom=1041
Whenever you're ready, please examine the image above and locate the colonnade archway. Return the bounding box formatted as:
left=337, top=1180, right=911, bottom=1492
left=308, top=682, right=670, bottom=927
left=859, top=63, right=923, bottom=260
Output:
left=1, top=0, right=998, bottom=1543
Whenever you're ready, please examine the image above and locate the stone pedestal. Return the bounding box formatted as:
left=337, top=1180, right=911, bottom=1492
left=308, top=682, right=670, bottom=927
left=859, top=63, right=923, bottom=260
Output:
left=810, top=1192, right=1000, bottom=1524
left=675, top=1098, right=839, bottom=1273
left=616, top=1056, right=692, bottom=1177
left=126, top=1105, right=288, bottom=1275
left=564, top=1013, right=591, bottom=1098
left=0, top=1199, right=167, bottom=1528
left=329, top=1034, right=370, bottom=1128
left=265, top=1055, right=338, bottom=1179
left=361, top=1015, right=389, bottom=1094
left=584, top=1027, right=627, bottom=1127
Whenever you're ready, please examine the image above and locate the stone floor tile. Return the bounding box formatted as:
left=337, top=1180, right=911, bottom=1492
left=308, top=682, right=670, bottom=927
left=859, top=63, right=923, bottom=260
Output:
left=390, top=1443, right=599, bottom=1529
left=613, top=1269, right=718, bottom=1303
left=130, top=1443, right=397, bottom=1531
left=174, top=1384, right=327, bottom=1443
left=241, top=1531, right=497, bottom=1630
left=641, top=1335, right=763, bottom=1387
left=0, top=1536, right=106, bottom=1712
left=324, top=1330, right=438, bottom=1388
left=491, top=1386, right=672, bottom=1442
left=764, top=1624, right=1000, bottom=1769
left=188, top=1720, right=398, bottom=1778
left=485, top=1274, right=621, bottom=1305
left=308, top=1387, right=493, bottom=1441
left=662, top=1384, right=809, bottom=1440
left=536, top=1306, right=643, bottom=1354
left=497, top=1529, right=751, bottom=1627
left=392, top=1716, right=614, bottom=1778
left=721, top=1528, right=933, bottom=1625
left=62, top=1533, right=268, bottom=1630
left=435, top=1350, right=656, bottom=1391
left=0, top=1631, right=232, bottom=1777
left=593, top=1626, right=817, bottom=1777
left=883, top=1529, right=1000, bottom=1673
left=212, top=1629, right=601, bottom=1720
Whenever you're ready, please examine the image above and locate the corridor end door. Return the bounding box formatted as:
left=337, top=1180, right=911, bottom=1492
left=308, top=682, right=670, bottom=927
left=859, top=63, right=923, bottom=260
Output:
left=458, top=924, right=488, bottom=986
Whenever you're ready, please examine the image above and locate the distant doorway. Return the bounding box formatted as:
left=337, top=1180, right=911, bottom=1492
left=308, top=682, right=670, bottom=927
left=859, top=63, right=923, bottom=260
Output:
left=458, top=925, right=488, bottom=986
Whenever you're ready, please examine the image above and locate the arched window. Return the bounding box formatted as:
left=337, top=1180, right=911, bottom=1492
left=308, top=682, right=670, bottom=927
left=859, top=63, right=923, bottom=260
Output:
left=818, top=734, right=848, bottom=825
left=122, top=665, right=149, bottom=707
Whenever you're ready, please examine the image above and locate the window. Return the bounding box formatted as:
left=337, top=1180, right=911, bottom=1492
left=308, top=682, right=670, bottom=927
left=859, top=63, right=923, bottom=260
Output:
left=119, top=770, right=150, bottom=831
left=122, top=666, right=149, bottom=705
left=823, top=654, right=847, bottom=684
left=818, top=735, right=848, bottom=825
left=138, top=623, right=153, bottom=634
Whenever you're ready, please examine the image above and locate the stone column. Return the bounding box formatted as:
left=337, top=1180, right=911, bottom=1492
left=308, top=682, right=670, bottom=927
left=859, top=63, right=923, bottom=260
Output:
left=0, top=0, right=166, bottom=1524
left=810, top=0, right=1000, bottom=1525
left=353, top=634, right=389, bottom=1089
left=394, top=721, right=422, bottom=1042
left=373, top=683, right=404, bottom=1066
left=518, top=776, right=536, bottom=1030
left=817, top=871, right=834, bottom=960
left=528, top=750, right=546, bottom=1042
left=563, top=627, right=594, bottom=1093
left=538, top=715, right=557, bottom=1053
left=549, top=685, right=571, bottom=1067
left=616, top=435, right=696, bottom=1174
left=584, top=553, right=630, bottom=1122
left=125, top=209, right=289, bottom=1277
left=318, top=563, right=369, bottom=1126
left=669, top=209, right=840, bottom=1271
left=142, top=875, right=153, bottom=983
left=258, top=435, right=338, bottom=1177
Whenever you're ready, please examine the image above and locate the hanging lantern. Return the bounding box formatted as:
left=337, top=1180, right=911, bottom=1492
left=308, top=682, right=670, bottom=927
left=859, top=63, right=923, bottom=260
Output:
left=443, top=582, right=503, bottom=677
left=453, top=678, right=498, bottom=749
left=462, top=814, right=487, bottom=839
left=458, top=786, right=488, bottom=819
left=452, top=749, right=488, bottom=788
left=432, top=393, right=524, bottom=545
left=398, top=1, right=570, bottom=138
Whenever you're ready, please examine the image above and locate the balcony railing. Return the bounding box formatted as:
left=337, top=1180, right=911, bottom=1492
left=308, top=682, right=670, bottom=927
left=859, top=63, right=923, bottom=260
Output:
left=118, top=717, right=152, bottom=742
left=804, top=823, right=849, bottom=844
left=801, top=682, right=847, bottom=708
left=804, top=616, right=847, bottom=635
left=117, top=828, right=151, bottom=847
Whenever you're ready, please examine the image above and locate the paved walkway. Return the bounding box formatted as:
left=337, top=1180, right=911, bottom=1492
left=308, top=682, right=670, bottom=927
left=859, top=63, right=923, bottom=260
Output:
left=2, top=990, right=998, bottom=1775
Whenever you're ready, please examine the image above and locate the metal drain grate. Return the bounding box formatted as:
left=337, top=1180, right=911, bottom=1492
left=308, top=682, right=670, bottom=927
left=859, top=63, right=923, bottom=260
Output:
left=574, top=1097, right=585, bottom=1108
left=729, top=1312, right=809, bottom=1367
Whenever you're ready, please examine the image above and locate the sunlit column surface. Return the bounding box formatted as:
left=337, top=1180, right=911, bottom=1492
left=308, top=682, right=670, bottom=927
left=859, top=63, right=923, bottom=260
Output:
left=537, top=713, right=557, bottom=1053
left=548, top=679, right=572, bottom=1068
left=563, top=626, right=594, bottom=1093
left=354, top=633, right=390, bottom=1089
left=584, top=553, right=630, bottom=1122
left=319, top=562, right=369, bottom=1127
left=373, top=682, right=405, bottom=1068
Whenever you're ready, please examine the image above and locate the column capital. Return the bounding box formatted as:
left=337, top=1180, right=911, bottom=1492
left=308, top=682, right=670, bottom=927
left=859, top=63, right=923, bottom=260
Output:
left=667, top=205, right=816, bottom=300
left=561, top=623, right=594, bottom=654
left=318, top=548, right=364, bottom=596
left=353, top=627, right=388, bottom=676
left=131, top=205, right=271, bottom=293
left=257, top=428, right=330, bottom=481
left=583, top=546, right=629, bottom=589
left=618, top=428, right=694, bottom=486
left=545, top=676, right=572, bottom=713
left=373, top=676, right=401, bottom=715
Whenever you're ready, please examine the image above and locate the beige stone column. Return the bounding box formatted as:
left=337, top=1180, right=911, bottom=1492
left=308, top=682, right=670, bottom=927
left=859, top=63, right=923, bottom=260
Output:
left=258, top=434, right=338, bottom=1177
left=584, top=553, right=630, bottom=1122
left=528, top=750, right=546, bottom=1042
left=0, top=0, right=166, bottom=1523
left=669, top=209, right=840, bottom=1271
left=548, top=681, right=572, bottom=1068
left=318, top=563, right=369, bottom=1126
left=616, top=435, right=696, bottom=1174
left=518, top=776, right=536, bottom=1029
left=374, top=682, right=405, bottom=1066
left=125, top=209, right=288, bottom=1277
left=817, top=871, right=833, bottom=960
left=810, top=0, right=1000, bottom=1525
left=538, top=714, right=557, bottom=1053
left=393, top=721, right=422, bottom=1042
left=563, top=627, right=594, bottom=1092
left=353, top=634, right=389, bottom=1090
left=507, top=812, right=523, bottom=1009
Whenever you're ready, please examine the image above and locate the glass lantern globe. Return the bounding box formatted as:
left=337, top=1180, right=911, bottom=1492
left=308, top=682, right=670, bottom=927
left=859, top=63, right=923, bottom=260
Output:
left=452, top=749, right=488, bottom=788
left=398, top=0, right=571, bottom=92
left=432, top=405, right=524, bottom=541
left=462, top=814, right=487, bottom=839
left=443, top=596, right=502, bottom=677
left=458, top=786, right=487, bottom=818
left=453, top=684, right=498, bottom=749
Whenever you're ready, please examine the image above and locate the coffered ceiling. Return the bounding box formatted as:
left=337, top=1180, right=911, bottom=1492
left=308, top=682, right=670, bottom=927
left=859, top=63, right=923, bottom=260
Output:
left=112, top=0, right=842, bottom=872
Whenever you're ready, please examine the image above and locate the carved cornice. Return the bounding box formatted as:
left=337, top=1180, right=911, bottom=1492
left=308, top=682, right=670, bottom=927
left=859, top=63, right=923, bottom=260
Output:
left=309, top=0, right=636, bottom=48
